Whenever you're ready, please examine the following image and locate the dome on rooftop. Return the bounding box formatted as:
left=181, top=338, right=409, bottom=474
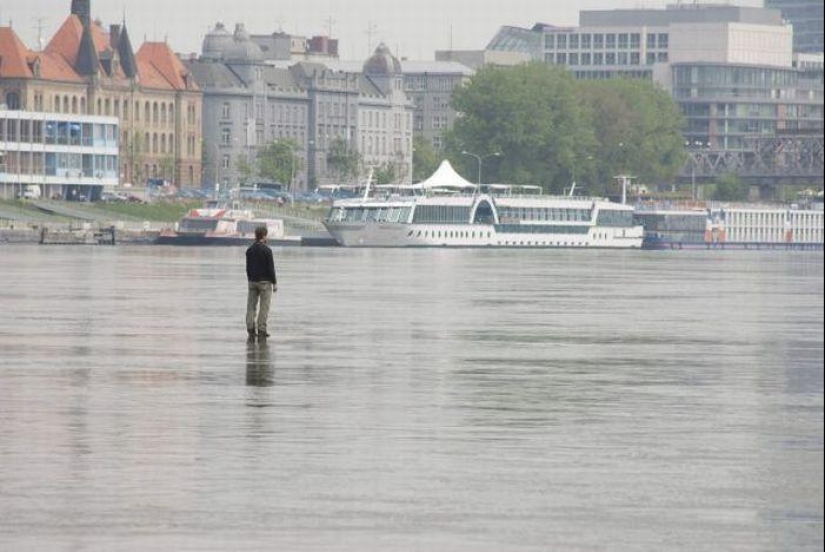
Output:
left=225, top=23, right=263, bottom=62
left=364, top=43, right=401, bottom=75
left=201, top=22, right=232, bottom=60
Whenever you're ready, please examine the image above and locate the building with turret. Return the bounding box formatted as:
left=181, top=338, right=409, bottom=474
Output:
left=0, top=0, right=202, bottom=189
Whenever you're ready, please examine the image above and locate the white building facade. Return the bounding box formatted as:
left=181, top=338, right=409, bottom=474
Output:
left=0, top=109, right=118, bottom=200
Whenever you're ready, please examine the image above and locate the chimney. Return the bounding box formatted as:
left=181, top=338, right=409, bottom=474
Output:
left=71, top=0, right=91, bottom=28
left=110, top=24, right=121, bottom=49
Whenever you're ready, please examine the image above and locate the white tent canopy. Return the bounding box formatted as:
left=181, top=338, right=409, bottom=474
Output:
left=411, top=160, right=477, bottom=190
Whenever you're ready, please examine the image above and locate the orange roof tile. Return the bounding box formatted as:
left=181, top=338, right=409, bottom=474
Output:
left=36, top=51, right=84, bottom=83
left=0, top=27, right=34, bottom=79
left=136, top=42, right=199, bottom=91
left=44, top=15, right=114, bottom=72
left=45, top=15, right=84, bottom=67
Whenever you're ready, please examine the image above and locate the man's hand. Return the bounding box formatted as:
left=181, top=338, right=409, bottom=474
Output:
left=272, top=283, right=278, bottom=293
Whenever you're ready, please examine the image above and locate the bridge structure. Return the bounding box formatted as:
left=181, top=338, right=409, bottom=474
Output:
left=679, top=133, right=824, bottom=189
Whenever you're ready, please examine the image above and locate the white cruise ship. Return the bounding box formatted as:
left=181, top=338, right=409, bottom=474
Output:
left=323, top=161, right=643, bottom=248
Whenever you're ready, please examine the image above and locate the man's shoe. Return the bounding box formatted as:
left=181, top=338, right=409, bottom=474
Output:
left=247, top=329, right=257, bottom=342
left=258, top=332, right=271, bottom=340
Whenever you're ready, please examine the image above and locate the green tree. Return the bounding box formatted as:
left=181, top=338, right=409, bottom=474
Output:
left=713, top=173, right=748, bottom=201
left=235, top=153, right=255, bottom=185
left=160, top=155, right=175, bottom=183
left=446, top=62, right=594, bottom=192
left=326, top=138, right=361, bottom=182
left=373, top=162, right=397, bottom=185
left=257, top=139, right=301, bottom=187
left=412, top=135, right=439, bottom=182
left=578, top=78, right=685, bottom=196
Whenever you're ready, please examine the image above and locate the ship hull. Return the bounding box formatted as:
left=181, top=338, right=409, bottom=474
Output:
left=324, top=222, right=643, bottom=249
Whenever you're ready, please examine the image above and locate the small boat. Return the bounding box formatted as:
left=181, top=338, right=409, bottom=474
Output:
left=156, top=204, right=301, bottom=246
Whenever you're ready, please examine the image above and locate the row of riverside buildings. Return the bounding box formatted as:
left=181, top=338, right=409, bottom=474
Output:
left=0, top=0, right=470, bottom=200
left=1, top=0, right=823, bottom=201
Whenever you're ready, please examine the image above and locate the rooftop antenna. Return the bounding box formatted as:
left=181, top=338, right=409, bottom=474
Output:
left=33, top=17, right=46, bottom=52
left=365, top=21, right=377, bottom=53
left=323, top=16, right=336, bottom=37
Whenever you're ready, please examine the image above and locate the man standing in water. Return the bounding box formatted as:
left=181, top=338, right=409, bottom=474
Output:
left=246, top=226, right=278, bottom=342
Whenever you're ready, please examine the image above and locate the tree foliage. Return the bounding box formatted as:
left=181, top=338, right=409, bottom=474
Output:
left=326, top=138, right=361, bottom=182
left=446, top=63, right=685, bottom=194
left=412, top=135, right=440, bottom=182
left=257, top=139, right=301, bottom=186
left=578, top=78, right=685, bottom=195
left=713, top=173, right=748, bottom=201
left=373, top=163, right=397, bottom=185
left=447, top=62, right=592, bottom=192
left=235, top=153, right=255, bottom=184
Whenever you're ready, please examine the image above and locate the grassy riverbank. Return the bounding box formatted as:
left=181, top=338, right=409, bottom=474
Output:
left=0, top=199, right=201, bottom=225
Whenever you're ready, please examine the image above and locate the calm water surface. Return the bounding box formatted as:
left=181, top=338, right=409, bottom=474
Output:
left=0, top=246, right=823, bottom=551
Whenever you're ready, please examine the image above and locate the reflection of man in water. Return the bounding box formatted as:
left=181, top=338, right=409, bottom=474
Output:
left=246, top=226, right=278, bottom=342
left=246, top=342, right=275, bottom=387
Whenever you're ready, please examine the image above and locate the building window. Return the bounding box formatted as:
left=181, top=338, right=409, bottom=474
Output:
left=606, top=34, right=616, bottom=49
left=222, top=155, right=230, bottom=169
left=606, top=53, right=616, bottom=66
left=630, top=34, right=640, bottom=49
left=581, top=34, right=591, bottom=49
left=557, top=34, right=567, bottom=49
left=556, top=53, right=567, bottom=65
left=569, top=34, right=579, bottom=49
left=594, top=52, right=604, bottom=65
left=618, top=34, right=629, bottom=49
left=658, top=34, right=668, bottom=49
left=594, top=34, right=604, bottom=49
left=221, top=128, right=231, bottom=145
left=5, top=92, right=21, bottom=110
left=545, top=34, right=555, bottom=50
left=569, top=53, right=579, bottom=66
left=647, top=33, right=656, bottom=49
left=222, top=102, right=231, bottom=119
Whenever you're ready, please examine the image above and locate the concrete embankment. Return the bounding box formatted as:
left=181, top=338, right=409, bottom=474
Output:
left=1, top=225, right=158, bottom=245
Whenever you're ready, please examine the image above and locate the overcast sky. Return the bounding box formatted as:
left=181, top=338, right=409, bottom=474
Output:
left=5, top=0, right=763, bottom=61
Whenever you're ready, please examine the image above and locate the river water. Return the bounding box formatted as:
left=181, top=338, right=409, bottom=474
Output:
left=1, top=246, right=822, bottom=551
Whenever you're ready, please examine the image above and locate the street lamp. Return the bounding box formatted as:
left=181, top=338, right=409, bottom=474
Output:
left=461, top=150, right=501, bottom=184
left=686, top=140, right=708, bottom=201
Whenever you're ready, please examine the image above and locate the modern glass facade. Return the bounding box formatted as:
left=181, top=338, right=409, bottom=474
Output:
left=0, top=110, right=119, bottom=200
left=543, top=29, right=662, bottom=80
left=672, top=63, right=824, bottom=150
left=765, top=0, right=824, bottom=53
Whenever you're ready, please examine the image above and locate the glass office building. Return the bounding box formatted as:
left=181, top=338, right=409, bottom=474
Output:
left=765, top=0, right=824, bottom=53
left=0, top=110, right=119, bottom=200
left=673, top=62, right=824, bottom=150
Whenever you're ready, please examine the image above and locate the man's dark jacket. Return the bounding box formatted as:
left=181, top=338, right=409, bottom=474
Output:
left=246, top=241, right=277, bottom=284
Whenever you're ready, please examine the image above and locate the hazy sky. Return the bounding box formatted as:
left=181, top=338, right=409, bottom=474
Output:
left=5, top=0, right=763, bottom=61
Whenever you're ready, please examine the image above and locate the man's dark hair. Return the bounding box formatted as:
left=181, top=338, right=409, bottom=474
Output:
left=255, top=226, right=268, bottom=241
